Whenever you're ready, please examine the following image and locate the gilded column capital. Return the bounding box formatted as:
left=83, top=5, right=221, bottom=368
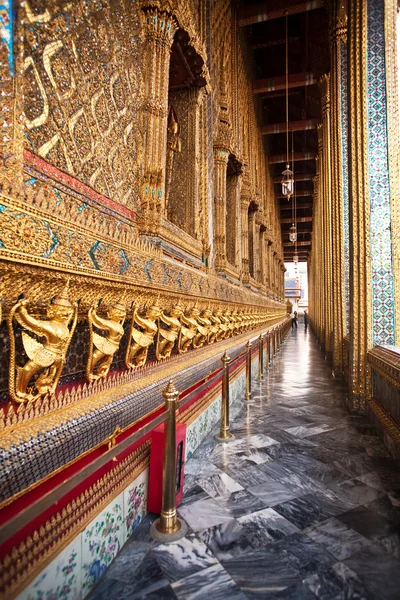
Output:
left=330, top=0, right=348, bottom=44
left=320, top=73, right=331, bottom=114
left=213, top=147, right=230, bottom=166
left=142, top=5, right=178, bottom=46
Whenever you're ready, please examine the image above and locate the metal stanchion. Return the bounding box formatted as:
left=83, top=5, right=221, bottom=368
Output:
left=215, top=352, right=235, bottom=443
left=244, top=340, right=253, bottom=401
left=257, top=334, right=264, bottom=381
left=150, top=380, right=187, bottom=542
left=267, top=332, right=271, bottom=367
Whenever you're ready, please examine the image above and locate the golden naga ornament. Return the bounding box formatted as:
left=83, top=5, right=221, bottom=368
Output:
left=87, top=299, right=127, bottom=382
left=8, top=283, right=78, bottom=403
left=125, top=300, right=161, bottom=368
left=156, top=302, right=183, bottom=361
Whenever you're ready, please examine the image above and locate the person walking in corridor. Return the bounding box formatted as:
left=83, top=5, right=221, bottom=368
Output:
left=304, top=310, right=309, bottom=331
left=292, top=311, right=298, bottom=329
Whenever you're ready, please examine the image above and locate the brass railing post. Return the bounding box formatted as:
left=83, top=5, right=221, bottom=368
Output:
left=257, top=334, right=264, bottom=381
left=150, top=380, right=187, bottom=541
left=267, top=331, right=271, bottom=366
left=215, top=352, right=235, bottom=442
left=244, top=340, right=252, bottom=401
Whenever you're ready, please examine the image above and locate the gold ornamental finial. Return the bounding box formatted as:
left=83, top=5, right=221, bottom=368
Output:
left=53, top=280, right=73, bottom=307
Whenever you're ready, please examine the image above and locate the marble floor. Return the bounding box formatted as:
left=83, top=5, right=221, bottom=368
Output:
left=89, top=329, right=400, bottom=600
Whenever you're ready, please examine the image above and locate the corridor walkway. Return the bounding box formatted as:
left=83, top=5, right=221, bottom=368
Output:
left=89, top=328, right=400, bottom=600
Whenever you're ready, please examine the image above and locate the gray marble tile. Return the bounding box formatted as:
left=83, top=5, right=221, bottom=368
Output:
left=197, top=472, right=243, bottom=498
left=226, top=464, right=271, bottom=488
left=238, top=507, right=299, bottom=543
left=101, top=549, right=169, bottom=595
left=330, top=478, right=383, bottom=507
left=180, top=484, right=210, bottom=507
left=337, top=505, right=397, bottom=540
left=269, top=532, right=336, bottom=578
left=274, top=494, right=333, bottom=529
left=171, top=563, right=247, bottom=600
left=333, top=453, right=375, bottom=478
left=365, top=493, right=400, bottom=527
left=344, top=546, right=400, bottom=599
left=197, top=519, right=258, bottom=561
left=248, top=480, right=301, bottom=506
left=152, top=533, right=218, bottom=582
left=303, top=463, right=349, bottom=486
left=305, top=517, right=372, bottom=560
left=302, top=561, right=377, bottom=600
left=178, top=497, right=232, bottom=532
left=356, top=471, right=385, bottom=491
left=213, top=489, right=268, bottom=518
left=272, top=582, right=318, bottom=599
left=221, top=548, right=299, bottom=599
left=258, top=462, right=323, bottom=495
left=284, top=423, right=336, bottom=438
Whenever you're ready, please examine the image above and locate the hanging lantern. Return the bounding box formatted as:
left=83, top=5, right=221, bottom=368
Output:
left=281, top=164, right=294, bottom=199
left=293, top=251, right=299, bottom=265
left=289, top=224, right=297, bottom=243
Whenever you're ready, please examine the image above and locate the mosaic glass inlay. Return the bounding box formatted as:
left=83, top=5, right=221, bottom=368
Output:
left=340, top=40, right=350, bottom=335
left=367, top=0, right=396, bottom=345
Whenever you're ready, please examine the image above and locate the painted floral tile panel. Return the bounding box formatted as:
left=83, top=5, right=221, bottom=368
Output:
left=123, top=467, right=149, bottom=541
left=186, top=420, right=200, bottom=460
left=81, top=493, right=124, bottom=597
left=17, top=535, right=82, bottom=600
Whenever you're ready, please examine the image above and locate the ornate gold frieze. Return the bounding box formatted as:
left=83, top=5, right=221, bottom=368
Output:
left=368, top=397, right=400, bottom=446
left=368, top=347, right=400, bottom=391
left=0, top=441, right=151, bottom=600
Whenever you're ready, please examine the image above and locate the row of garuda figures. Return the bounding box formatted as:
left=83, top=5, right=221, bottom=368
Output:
left=6, top=283, right=271, bottom=404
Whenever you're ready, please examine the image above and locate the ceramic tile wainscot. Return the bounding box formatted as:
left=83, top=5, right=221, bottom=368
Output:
left=16, top=468, right=150, bottom=600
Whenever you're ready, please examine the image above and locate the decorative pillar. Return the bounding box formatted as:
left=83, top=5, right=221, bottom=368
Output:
left=187, top=88, right=203, bottom=239
left=213, top=147, right=229, bottom=270
left=240, top=197, right=250, bottom=283
left=330, top=3, right=348, bottom=372
left=347, top=0, right=398, bottom=410
left=320, top=74, right=334, bottom=356
left=140, top=7, right=177, bottom=235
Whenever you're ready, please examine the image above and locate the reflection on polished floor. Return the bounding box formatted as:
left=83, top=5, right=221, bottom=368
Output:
left=89, top=328, right=400, bottom=600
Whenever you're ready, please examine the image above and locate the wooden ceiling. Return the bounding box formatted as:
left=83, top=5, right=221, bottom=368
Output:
left=239, top=0, right=330, bottom=262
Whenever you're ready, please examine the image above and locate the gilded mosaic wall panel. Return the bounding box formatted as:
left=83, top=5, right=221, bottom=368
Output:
left=21, top=0, right=145, bottom=209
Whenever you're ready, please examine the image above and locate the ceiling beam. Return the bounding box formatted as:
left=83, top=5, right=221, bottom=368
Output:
left=273, top=173, right=314, bottom=183
left=254, top=72, right=316, bottom=94
left=277, top=189, right=313, bottom=198
left=280, top=202, right=313, bottom=210
left=281, top=216, right=313, bottom=223
left=262, top=119, right=320, bottom=135
left=239, top=0, right=324, bottom=27
left=269, top=151, right=316, bottom=164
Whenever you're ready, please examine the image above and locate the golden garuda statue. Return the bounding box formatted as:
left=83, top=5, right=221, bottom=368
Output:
left=201, top=306, right=218, bottom=344
left=155, top=301, right=183, bottom=360
left=195, top=307, right=212, bottom=348
left=125, top=299, right=161, bottom=368
left=8, top=282, right=78, bottom=403
left=87, top=299, right=127, bottom=382
left=177, top=304, right=199, bottom=354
